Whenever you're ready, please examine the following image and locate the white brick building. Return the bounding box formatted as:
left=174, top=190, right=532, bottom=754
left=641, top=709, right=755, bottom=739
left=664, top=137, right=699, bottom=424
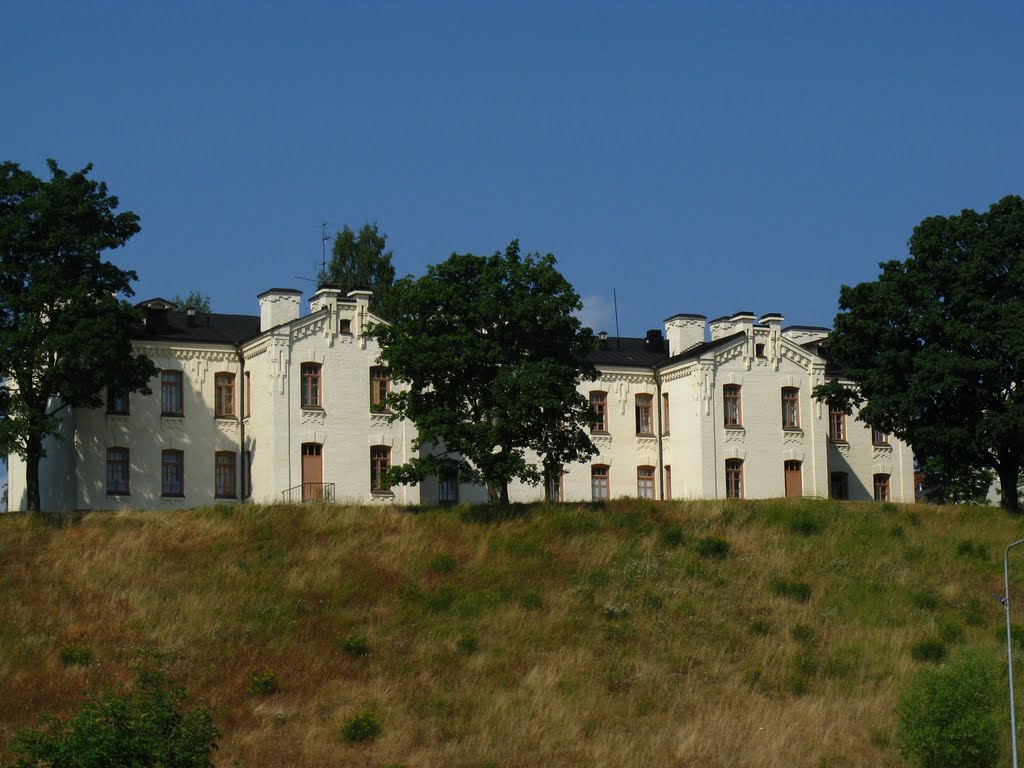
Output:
left=6, top=297, right=913, bottom=512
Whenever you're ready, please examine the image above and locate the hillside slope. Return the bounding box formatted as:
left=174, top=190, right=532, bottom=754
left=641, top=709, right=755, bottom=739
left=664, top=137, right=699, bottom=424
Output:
left=0, top=499, right=1020, bottom=767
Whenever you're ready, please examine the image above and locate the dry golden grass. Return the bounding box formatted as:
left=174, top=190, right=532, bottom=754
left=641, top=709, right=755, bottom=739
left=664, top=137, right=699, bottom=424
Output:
left=0, top=498, right=1020, bottom=767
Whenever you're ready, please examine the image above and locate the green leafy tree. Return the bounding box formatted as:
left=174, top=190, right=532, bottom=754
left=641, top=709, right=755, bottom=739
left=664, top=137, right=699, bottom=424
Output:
left=0, top=160, right=157, bottom=514
left=814, top=195, right=1024, bottom=511
left=172, top=290, right=212, bottom=313
left=366, top=240, right=597, bottom=504
left=897, top=649, right=1001, bottom=768
left=8, top=654, right=219, bottom=768
left=318, top=222, right=397, bottom=319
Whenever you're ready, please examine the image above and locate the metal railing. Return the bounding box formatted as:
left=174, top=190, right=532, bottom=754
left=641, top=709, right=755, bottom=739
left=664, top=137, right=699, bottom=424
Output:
left=280, top=482, right=336, bottom=504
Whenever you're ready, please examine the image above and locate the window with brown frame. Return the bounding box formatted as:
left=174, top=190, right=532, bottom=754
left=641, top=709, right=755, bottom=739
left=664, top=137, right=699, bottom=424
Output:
left=370, top=367, right=391, bottom=411
left=215, top=451, right=236, bottom=499
left=106, top=385, right=128, bottom=415
left=215, top=372, right=235, bottom=417
left=591, top=464, right=610, bottom=500
left=161, top=449, right=184, bottom=497
left=781, top=387, right=799, bottom=429
left=635, top=394, right=654, bottom=435
left=725, top=458, right=743, bottom=499
left=662, top=393, right=670, bottom=435
left=873, top=473, right=890, bottom=502
left=545, top=465, right=564, bottom=502
left=371, top=445, right=391, bottom=492
left=244, top=372, right=251, bottom=418
left=106, top=447, right=129, bottom=495
left=871, top=428, right=889, bottom=446
left=664, top=465, right=672, bottom=500
left=828, top=407, right=846, bottom=442
left=637, top=466, right=655, bottom=499
left=831, top=471, right=849, bottom=500
left=439, top=462, right=459, bottom=504
left=161, top=370, right=183, bottom=416
left=301, top=363, right=321, bottom=408
left=723, top=385, right=742, bottom=427
left=590, top=391, right=608, bottom=433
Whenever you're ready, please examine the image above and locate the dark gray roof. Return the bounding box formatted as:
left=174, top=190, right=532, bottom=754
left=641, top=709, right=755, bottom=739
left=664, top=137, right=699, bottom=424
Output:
left=586, top=331, right=748, bottom=370
left=133, top=309, right=261, bottom=345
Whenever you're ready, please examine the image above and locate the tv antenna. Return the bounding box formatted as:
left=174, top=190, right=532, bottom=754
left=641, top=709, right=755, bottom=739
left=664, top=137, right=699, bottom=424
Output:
left=292, top=221, right=332, bottom=286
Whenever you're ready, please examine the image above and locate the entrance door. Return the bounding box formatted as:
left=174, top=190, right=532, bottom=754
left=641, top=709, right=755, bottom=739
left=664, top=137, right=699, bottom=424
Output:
left=784, top=460, right=802, bottom=498
left=301, top=443, right=323, bottom=501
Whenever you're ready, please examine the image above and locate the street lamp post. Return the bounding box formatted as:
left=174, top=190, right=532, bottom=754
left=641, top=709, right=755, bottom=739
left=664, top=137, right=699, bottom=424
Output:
left=1004, top=538, right=1024, bottom=768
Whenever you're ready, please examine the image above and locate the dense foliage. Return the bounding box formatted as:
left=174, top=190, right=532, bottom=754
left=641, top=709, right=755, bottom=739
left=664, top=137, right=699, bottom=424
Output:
left=814, top=195, right=1024, bottom=510
left=172, top=290, right=212, bottom=313
left=0, top=159, right=157, bottom=513
left=318, top=222, right=397, bottom=319
left=8, top=655, right=219, bottom=768
left=366, top=240, right=597, bottom=503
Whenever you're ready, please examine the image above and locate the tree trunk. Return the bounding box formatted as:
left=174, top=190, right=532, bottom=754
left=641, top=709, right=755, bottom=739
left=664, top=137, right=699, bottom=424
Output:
left=498, top=482, right=509, bottom=506
left=25, top=431, right=42, bottom=514
left=999, top=461, right=1021, bottom=513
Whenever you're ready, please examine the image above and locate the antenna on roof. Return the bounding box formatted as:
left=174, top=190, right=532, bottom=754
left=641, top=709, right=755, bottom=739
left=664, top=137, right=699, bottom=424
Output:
left=613, top=289, right=621, bottom=349
left=320, top=220, right=330, bottom=277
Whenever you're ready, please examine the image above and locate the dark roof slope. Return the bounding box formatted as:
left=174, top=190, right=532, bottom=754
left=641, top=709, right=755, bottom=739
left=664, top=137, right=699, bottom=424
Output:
left=133, top=309, right=261, bottom=345
left=587, top=337, right=670, bottom=368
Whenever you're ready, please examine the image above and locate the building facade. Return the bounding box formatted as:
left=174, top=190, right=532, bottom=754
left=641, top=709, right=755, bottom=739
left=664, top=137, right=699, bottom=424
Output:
left=6, top=296, right=914, bottom=512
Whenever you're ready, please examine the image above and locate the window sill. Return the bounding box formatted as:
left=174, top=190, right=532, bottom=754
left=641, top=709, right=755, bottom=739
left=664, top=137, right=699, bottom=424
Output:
left=636, top=432, right=655, bottom=438
left=371, top=490, right=394, bottom=498
left=215, top=415, right=237, bottom=421
left=107, top=492, right=130, bottom=497
left=106, top=411, right=129, bottom=417
left=590, top=430, right=610, bottom=436
left=829, top=439, right=849, bottom=445
left=301, top=405, right=324, bottom=412
left=161, top=494, right=184, bottom=499
left=782, top=427, right=803, bottom=433
left=215, top=495, right=238, bottom=500
left=724, top=425, right=745, bottom=431
left=161, top=412, right=184, bottom=418
left=872, top=443, right=892, bottom=448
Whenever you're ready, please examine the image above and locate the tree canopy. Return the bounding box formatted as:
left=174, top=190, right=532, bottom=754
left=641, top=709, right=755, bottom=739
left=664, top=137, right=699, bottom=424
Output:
left=318, top=222, right=397, bottom=319
left=0, top=159, right=157, bottom=513
left=172, top=290, right=212, bottom=313
left=814, top=195, right=1024, bottom=511
left=366, top=240, right=597, bottom=504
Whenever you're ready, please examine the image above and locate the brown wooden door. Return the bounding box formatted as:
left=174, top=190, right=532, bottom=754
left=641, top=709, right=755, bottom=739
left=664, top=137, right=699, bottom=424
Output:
left=784, top=460, right=802, bottom=498
left=301, top=443, right=322, bottom=501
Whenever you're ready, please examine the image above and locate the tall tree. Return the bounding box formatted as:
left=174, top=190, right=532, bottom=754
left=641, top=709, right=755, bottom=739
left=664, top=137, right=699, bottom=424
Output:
left=172, top=290, right=211, bottom=313
left=366, top=240, right=597, bottom=504
left=813, top=195, right=1024, bottom=511
left=318, top=222, right=396, bottom=319
left=0, top=160, right=157, bottom=514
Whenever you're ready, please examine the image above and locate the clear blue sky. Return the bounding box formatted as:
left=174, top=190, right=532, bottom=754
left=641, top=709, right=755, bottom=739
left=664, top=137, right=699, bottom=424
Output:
left=2, top=0, right=1022, bottom=337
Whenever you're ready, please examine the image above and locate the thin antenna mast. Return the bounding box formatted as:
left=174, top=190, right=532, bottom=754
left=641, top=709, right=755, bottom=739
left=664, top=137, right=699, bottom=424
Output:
left=320, top=220, right=330, bottom=277
left=613, top=289, right=621, bottom=349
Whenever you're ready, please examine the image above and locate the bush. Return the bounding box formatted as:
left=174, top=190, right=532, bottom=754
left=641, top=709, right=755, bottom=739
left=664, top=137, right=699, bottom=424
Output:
left=787, top=509, right=826, bottom=536
left=768, top=576, right=812, bottom=602
left=340, top=633, right=371, bottom=658
left=661, top=524, right=686, bottom=548
left=695, top=536, right=730, bottom=559
left=340, top=709, right=381, bottom=743
left=247, top=669, right=279, bottom=695
left=456, top=632, right=480, bottom=655
left=428, top=553, right=456, bottom=574
left=910, top=640, right=948, bottom=664
left=59, top=643, right=92, bottom=667
left=898, top=650, right=1001, bottom=768
left=9, top=655, right=219, bottom=768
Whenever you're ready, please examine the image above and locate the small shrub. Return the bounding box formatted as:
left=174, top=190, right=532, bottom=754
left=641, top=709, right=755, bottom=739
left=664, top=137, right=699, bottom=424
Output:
left=340, top=633, right=370, bottom=658
left=788, top=510, right=825, bottom=536
left=749, top=618, right=772, bottom=636
left=956, top=540, right=989, bottom=561
left=642, top=591, right=664, bottom=611
left=59, top=643, right=92, bottom=667
left=428, top=553, right=456, bottom=574
left=340, top=709, right=381, bottom=743
left=910, top=640, right=948, bottom=664
left=910, top=589, right=940, bottom=612
left=938, top=620, right=965, bottom=644
left=768, top=576, right=812, bottom=603
left=661, top=524, right=686, bottom=548
left=519, top=591, right=543, bottom=610
left=898, top=649, right=1000, bottom=768
left=456, top=632, right=480, bottom=655
left=695, top=536, right=730, bottom=559
left=603, top=602, right=630, bottom=621
left=791, top=624, right=816, bottom=644
left=247, top=669, right=279, bottom=696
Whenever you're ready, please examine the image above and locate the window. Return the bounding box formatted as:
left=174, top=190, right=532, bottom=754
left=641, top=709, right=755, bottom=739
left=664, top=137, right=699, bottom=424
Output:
left=830, top=471, right=849, bottom=500
left=301, top=363, right=321, bottom=408
left=662, top=393, right=670, bottom=434
left=161, top=370, right=183, bottom=416
left=439, top=463, right=459, bottom=504
left=215, top=451, right=236, bottom=498
left=244, top=449, right=253, bottom=499
left=106, top=386, right=128, bottom=415
left=339, top=318, right=351, bottom=334
left=829, top=407, right=846, bottom=442
left=215, top=372, right=235, bottom=417
left=591, top=465, right=610, bottom=501
left=635, top=394, right=654, bottom=435
left=755, top=343, right=766, bottom=358
left=725, top=458, right=743, bottom=499
left=590, top=391, right=608, bottom=433
left=637, top=466, right=655, bottom=499
left=873, top=473, right=890, bottom=502
left=371, top=446, right=391, bottom=492
left=723, top=385, right=742, bottom=427
left=161, top=450, right=184, bottom=497
left=664, top=465, right=672, bottom=501
left=244, top=372, right=251, bottom=418
left=781, top=387, right=800, bottom=429
left=370, top=367, right=391, bottom=411
left=871, top=428, right=889, bottom=446
left=106, top=447, right=129, bottom=495
left=545, top=466, right=564, bottom=502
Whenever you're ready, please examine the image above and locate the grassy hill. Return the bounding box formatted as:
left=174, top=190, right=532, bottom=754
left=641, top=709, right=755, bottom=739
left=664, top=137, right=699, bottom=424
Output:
left=0, top=498, right=1021, bottom=767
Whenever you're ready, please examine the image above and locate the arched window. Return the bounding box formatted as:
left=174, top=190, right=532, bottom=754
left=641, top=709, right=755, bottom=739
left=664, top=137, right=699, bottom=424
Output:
left=215, top=451, right=237, bottom=498
left=161, top=449, right=184, bottom=497
left=723, top=385, right=741, bottom=427
left=301, top=363, right=322, bottom=408
left=590, top=391, right=608, bottom=433
left=637, top=466, right=655, bottom=499
left=873, top=473, right=890, bottom=502
left=725, top=459, right=743, bottom=498
left=161, top=370, right=183, bottom=416
left=781, top=387, right=799, bottom=429
left=215, top=372, right=235, bottom=417
left=370, top=367, right=391, bottom=411
left=106, top=447, right=130, bottom=495
left=371, top=446, right=391, bottom=492
left=591, top=464, right=610, bottom=501
left=635, top=395, right=654, bottom=435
